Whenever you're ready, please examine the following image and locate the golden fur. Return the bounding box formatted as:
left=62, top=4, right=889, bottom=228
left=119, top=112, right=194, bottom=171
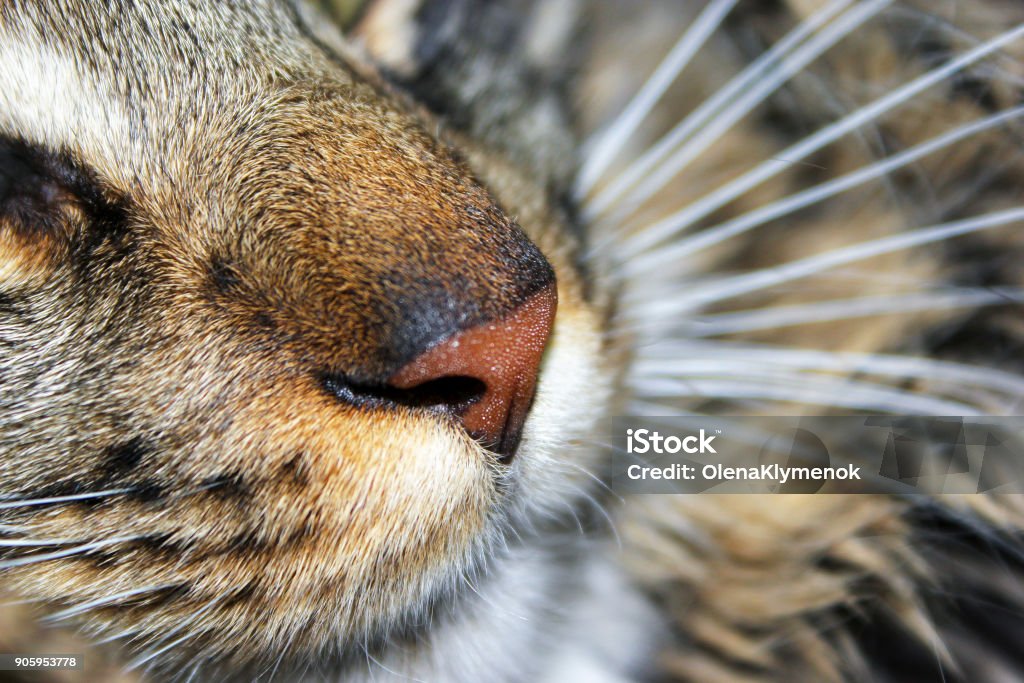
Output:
left=3, top=1, right=1024, bottom=681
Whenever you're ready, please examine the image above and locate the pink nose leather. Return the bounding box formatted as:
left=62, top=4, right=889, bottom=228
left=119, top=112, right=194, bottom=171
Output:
left=388, top=284, right=557, bottom=460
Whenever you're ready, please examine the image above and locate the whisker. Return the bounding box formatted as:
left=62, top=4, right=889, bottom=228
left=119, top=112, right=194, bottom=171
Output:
left=888, top=5, right=1024, bottom=82
left=262, top=641, right=289, bottom=683
left=571, top=483, right=621, bottom=549
left=44, top=584, right=177, bottom=623
left=0, top=535, right=140, bottom=569
left=605, top=268, right=970, bottom=340
left=182, top=658, right=205, bottom=683
left=364, top=648, right=428, bottom=683
left=0, top=488, right=133, bottom=510
left=628, top=399, right=716, bottom=417
left=574, top=0, right=739, bottom=195
left=649, top=207, right=1024, bottom=314
left=626, top=105, right=1024, bottom=273
left=631, top=375, right=982, bottom=415
left=95, top=624, right=141, bottom=646
left=0, top=536, right=94, bottom=547
left=588, top=0, right=883, bottom=222
left=560, top=460, right=623, bottom=503
left=634, top=344, right=1024, bottom=397
left=125, top=596, right=222, bottom=671
left=678, top=287, right=1024, bottom=337
left=458, top=573, right=529, bottom=623
left=129, top=628, right=204, bottom=673
left=620, top=24, right=1024, bottom=257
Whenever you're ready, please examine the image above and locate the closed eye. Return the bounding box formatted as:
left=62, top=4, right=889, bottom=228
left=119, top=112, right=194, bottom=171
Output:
left=0, top=136, right=127, bottom=242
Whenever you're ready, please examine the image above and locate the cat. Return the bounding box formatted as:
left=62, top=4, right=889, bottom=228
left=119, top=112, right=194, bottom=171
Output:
left=1, top=0, right=1023, bottom=681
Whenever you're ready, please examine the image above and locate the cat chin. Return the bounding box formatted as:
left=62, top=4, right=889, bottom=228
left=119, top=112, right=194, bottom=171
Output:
left=240, top=538, right=664, bottom=683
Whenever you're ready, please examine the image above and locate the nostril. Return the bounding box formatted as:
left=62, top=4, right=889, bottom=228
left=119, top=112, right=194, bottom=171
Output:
left=389, top=283, right=557, bottom=461
left=390, top=376, right=488, bottom=415
left=321, top=374, right=487, bottom=415
left=319, top=283, right=556, bottom=463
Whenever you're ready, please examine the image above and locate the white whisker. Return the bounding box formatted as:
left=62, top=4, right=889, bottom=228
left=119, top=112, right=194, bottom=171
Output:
left=125, top=596, right=222, bottom=671
left=576, top=485, right=621, bottom=549
left=0, top=536, right=90, bottom=547
left=458, top=574, right=529, bottom=623
left=633, top=344, right=1024, bottom=398
left=561, top=460, right=623, bottom=503
left=621, top=23, right=1024, bottom=257
left=0, top=488, right=132, bottom=509
left=648, top=208, right=1024, bottom=314
left=888, top=5, right=1024, bottom=84
left=365, top=648, right=428, bottom=683
left=0, top=535, right=140, bottom=569
left=575, top=0, right=739, bottom=195
left=588, top=0, right=883, bottom=222
left=95, top=624, right=141, bottom=646
left=630, top=397, right=785, bottom=416
left=626, top=106, right=1024, bottom=273
left=631, top=375, right=982, bottom=415
left=44, top=584, right=175, bottom=623
left=182, top=658, right=205, bottom=683
left=681, top=287, right=1024, bottom=337
left=128, top=629, right=204, bottom=672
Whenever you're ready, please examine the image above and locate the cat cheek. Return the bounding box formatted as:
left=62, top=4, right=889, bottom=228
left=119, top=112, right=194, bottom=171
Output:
left=230, top=392, right=496, bottom=557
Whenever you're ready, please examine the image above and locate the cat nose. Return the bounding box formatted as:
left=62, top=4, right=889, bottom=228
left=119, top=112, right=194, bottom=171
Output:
left=387, top=283, right=557, bottom=461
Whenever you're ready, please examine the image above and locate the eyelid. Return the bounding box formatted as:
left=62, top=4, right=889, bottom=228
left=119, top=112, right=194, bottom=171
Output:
left=0, top=136, right=127, bottom=240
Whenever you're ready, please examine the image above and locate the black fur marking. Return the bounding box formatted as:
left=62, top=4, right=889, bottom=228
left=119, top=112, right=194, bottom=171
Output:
left=253, top=310, right=277, bottom=330
left=106, top=583, right=194, bottom=614
left=130, top=479, right=166, bottom=504
left=408, top=0, right=529, bottom=108
left=951, top=74, right=999, bottom=112
left=732, top=0, right=788, bottom=18
left=202, top=472, right=248, bottom=499
left=208, top=256, right=243, bottom=295
left=0, top=292, right=22, bottom=317
left=288, top=522, right=313, bottom=545
left=913, top=34, right=1000, bottom=112
left=848, top=502, right=1024, bottom=682
left=142, top=583, right=192, bottom=609
left=225, top=528, right=267, bottom=557
left=280, top=453, right=310, bottom=487
left=136, top=533, right=184, bottom=557
left=222, top=581, right=259, bottom=609
left=0, top=137, right=75, bottom=236
left=0, top=135, right=130, bottom=247
left=844, top=609, right=957, bottom=682
left=922, top=310, right=1024, bottom=373
left=101, top=438, right=151, bottom=478
left=552, top=186, right=593, bottom=296
left=74, top=550, right=121, bottom=569
left=383, top=0, right=580, bottom=188
left=943, top=235, right=1023, bottom=289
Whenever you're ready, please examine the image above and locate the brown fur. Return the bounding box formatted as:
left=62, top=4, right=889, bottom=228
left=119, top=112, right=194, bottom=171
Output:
left=0, top=0, right=602, bottom=676
left=4, top=0, right=1024, bottom=681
